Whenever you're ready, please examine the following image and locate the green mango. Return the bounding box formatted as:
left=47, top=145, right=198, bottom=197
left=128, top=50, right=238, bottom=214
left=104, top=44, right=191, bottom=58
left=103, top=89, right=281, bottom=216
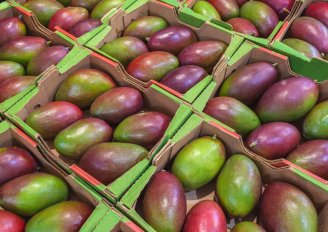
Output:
left=216, top=154, right=262, bottom=217
left=57, top=0, right=71, bottom=6
left=231, top=222, right=265, bottom=232
left=282, top=38, right=322, bottom=59
left=90, top=0, right=125, bottom=19
left=303, top=100, right=328, bottom=139
left=192, top=1, right=221, bottom=21
left=172, top=136, right=226, bottom=191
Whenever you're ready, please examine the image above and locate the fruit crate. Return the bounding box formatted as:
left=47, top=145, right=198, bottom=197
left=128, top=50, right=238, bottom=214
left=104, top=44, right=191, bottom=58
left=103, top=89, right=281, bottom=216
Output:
left=117, top=113, right=328, bottom=232
left=270, top=0, right=328, bottom=81
left=0, top=119, right=139, bottom=232
left=84, top=0, right=245, bottom=104
left=3, top=45, right=192, bottom=203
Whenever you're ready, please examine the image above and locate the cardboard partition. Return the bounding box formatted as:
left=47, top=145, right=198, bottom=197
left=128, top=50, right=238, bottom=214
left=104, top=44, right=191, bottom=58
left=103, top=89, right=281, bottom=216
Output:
left=118, top=113, right=328, bottom=231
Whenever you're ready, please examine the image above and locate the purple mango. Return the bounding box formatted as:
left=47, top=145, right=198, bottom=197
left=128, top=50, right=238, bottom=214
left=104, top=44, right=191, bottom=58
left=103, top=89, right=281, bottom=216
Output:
left=305, top=2, right=328, bottom=27
left=227, top=18, right=259, bottom=37
left=0, top=61, right=25, bottom=82
left=0, top=76, right=36, bottom=102
left=207, top=0, right=240, bottom=20
left=69, top=19, right=101, bottom=37
left=259, top=0, right=295, bottom=19
left=0, top=17, right=26, bottom=46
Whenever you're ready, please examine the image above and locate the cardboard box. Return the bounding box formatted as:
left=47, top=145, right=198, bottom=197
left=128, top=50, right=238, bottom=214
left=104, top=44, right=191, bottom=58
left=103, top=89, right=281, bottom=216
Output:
left=118, top=113, right=328, bottom=231
left=4, top=46, right=192, bottom=203
left=85, top=0, right=245, bottom=103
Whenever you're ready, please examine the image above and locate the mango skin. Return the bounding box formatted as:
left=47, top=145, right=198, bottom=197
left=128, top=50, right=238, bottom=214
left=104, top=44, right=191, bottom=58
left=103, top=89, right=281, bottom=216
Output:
left=79, top=142, right=148, bottom=184
left=287, top=140, right=328, bottom=179
left=90, top=0, right=125, bottom=19
left=57, top=0, right=71, bottom=6
left=25, top=201, right=92, bottom=232
left=260, top=181, right=318, bottom=232
left=0, top=61, right=25, bottom=82
left=207, top=0, right=240, bottom=21
left=204, top=96, right=261, bottom=136
left=54, top=118, right=113, bottom=159
left=123, top=16, right=168, bottom=40
left=0, top=36, right=48, bottom=66
left=246, top=122, right=301, bottom=160
left=55, top=68, right=117, bottom=109
left=216, top=154, right=262, bottom=217
left=26, top=101, right=83, bottom=139
left=0, top=17, right=26, bottom=46
left=240, top=1, right=279, bottom=37
left=282, top=38, right=322, bottom=59
left=48, top=7, right=89, bottom=32
left=113, top=112, right=170, bottom=149
left=236, top=0, right=247, bottom=6
left=172, top=136, right=226, bottom=191
left=218, top=62, right=278, bottom=105
left=23, top=0, right=64, bottom=26
left=257, top=77, right=318, bottom=123
left=178, top=41, right=227, bottom=71
left=0, top=76, right=36, bottom=103
left=100, top=36, right=149, bottom=66
left=290, top=17, right=328, bottom=53
left=183, top=200, right=226, bottom=232
left=142, top=171, right=186, bottom=232
left=90, top=87, right=143, bottom=125
left=148, top=26, right=198, bottom=55
left=160, top=65, right=207, bottom=94
left=227, top=18, right=259, bottom=37
left=192, top=1, right=221, bottom=21
left=231, top=222, right=265, bottom=232
left=259, top=0, right=295, bottom=19
left=0, top=146, right=37, bottom=185
left=69, top=19, right=101, bottom=37
left=71, top=0, right=101, bottom=11
left=0, top=210, right=25, bottom=232
left=0, top=173, right=69, bottom=217
left=303, top=100, right=328, bottom=139
left=127, top=51, right=179, bottom=82
left=305, top=2, right=328, bottom=28
left=26, top=45, right=69, bottom=75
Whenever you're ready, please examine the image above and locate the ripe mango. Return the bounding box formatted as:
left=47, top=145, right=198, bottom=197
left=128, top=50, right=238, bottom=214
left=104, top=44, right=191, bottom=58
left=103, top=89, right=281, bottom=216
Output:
left=282, top=38, right=322, bottom=59
left=26, top=101, right=83, bottom=139
left=303, top=100, right=328, bottom=139
left=0, top=210, right=25, bottom=232
left=142, top=171, right=186, bottom=232
left=172, top=136, right=226, bottom=191
left=69, top=19, right=101, bottom=37
left=192, top=1, right=221, bottom=21
left=48, top=7, right=89, bottom=31
left=259, top=0, right=295, bottom=19
left=0, top=173, right=68, bottom=217
left=227, top=18, right=259, bottom=37
left=207, top=0, right=239, bottom=20
left=0, top=61, right=25, bottom=82
left=231, top=222, right=265, bottom=232
left=0, top=76, right=36, bottom=102
left=0, top=17, right=26, bottom=46
left=305, top=2, right=328, bottom=28
left=71, top=0, right=101, bottom=11
left=90, top=0, right=125, bottom=19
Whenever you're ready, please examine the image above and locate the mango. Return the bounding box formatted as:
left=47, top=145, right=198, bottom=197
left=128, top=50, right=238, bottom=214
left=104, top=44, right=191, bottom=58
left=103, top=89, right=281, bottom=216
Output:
left=26, top=45, right=69, bottom=75
left=219, top=62, right=278, bottom=105
left=148, top=26, right=198, bottom=55
left=113, top=112, right=170, bottom=149
left=183, top=200, right=226, bottom=232
left=48, top=7, right=89, bottom=31
left=305, top=2, right=328, bottom=28
left=260, top=181, right=318, bottom=232
left=69, top=19, right=101, bottom=37
left=57, top=0, right=71, bottom=6
left=259, top=0, right=295, bottom=19
left=26, top=101, right=83, bottom=139
left=71, top=0, right=101, bottom=11
left=0, top=76, right=36, bottom=102
left=192, top=1, right=221, bottom=21
left=0, top=36, right=47, bottom=66
left=282, top=38, right=322, bottom=59
left=0, top=61, right=25, bottom=82
left=142, top=171, right=186, bottom=232
left=178, top=41, right=227, bottom=71
left=79, top=142, right=148, bottom=184
left=123, top=16, right=168, bottom=40
left=23, top=0, right=64, bottom=26
left=303, top=100, right=328, bottom=139
left=290, top=17, right=328, bottom=53
left=127, top=51, right=179, bottom=82
left=204, top=96, right=260, bottom=136
left=231, top=222, right=265, bottom=232
left=0, top=173, right=68, bottom=217
left=257, top=77, right=318, bottom=123
left=236, top=0, right=247, bottom=5
left=287, top=140, right=328, bottom=179
left=26, top=201, right=92, bottom=232
left=55, top=68, right=116, bottom=109
left=172, top=136, right=226, bottom=191
left=0, top=17, right=26, bottom=46
left=227, top=18, right=259, bottom=37
left=90, top=0, right=125, bottom=19
left=246, top=122, right=301, bottom=160
left=207, top=0, right=239, bottom=20
left=0, top=210, right=25, bottom=232
left=240, top=1, right=279, bottom=37
left=54, top=118, right=113, bottom=159
left=100, top=36, right=149, bottom=66
left=90, top=87, right=143, bottom=124
left=0, top=146, right=37, bottom=185
left=160, top=65, right=207, bottom=94
left=216, top=154, right=261, bottom=217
